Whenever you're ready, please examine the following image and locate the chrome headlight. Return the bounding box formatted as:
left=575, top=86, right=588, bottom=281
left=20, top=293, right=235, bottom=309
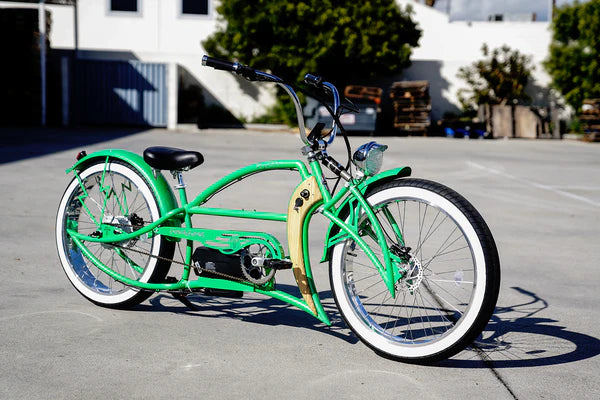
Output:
left=352, top=141, right=388, bottom=176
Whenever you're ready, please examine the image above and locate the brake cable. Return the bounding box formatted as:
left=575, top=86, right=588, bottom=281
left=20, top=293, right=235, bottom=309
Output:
left=294, top=84, right=354, bottom=194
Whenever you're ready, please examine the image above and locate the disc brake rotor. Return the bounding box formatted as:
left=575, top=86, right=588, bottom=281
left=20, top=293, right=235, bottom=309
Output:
left=397, top=256, right=424, bottom=293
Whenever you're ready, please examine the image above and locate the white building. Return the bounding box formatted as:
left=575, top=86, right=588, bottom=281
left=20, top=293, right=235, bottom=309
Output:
left=0, top=0, right=555, bottom=125
left=397, top=0, right=553, bottom=119
left=0, top=0, right=276, bottom=127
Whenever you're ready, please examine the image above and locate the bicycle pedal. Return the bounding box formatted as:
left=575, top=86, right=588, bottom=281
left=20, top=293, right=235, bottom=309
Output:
left=265, top=259, right=293, bottom=270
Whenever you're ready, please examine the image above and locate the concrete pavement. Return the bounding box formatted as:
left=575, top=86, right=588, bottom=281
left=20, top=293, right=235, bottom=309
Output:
left=0, top=127, right=598, bottom=399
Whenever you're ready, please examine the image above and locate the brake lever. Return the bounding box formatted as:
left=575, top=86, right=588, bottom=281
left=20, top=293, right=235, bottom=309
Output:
left=307, top=122, right=326, bottom=143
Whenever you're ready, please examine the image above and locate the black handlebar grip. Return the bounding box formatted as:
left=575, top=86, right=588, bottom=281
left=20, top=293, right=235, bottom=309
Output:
left=202, top=55, right=236, bottom=72
left=304, top=73, right=323, bottom=87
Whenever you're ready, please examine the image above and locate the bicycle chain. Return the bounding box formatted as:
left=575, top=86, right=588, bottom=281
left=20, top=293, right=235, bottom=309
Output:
left=107, top=242, right=259, bottom=289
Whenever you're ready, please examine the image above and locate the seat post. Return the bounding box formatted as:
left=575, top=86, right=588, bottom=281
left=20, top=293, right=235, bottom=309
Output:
left=172, top=170, right=189, bottom=206
left=171, top=169, right=193, bottom=281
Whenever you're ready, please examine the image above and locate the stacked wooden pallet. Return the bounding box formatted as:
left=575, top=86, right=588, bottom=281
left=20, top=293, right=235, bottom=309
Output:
left=581, top=99, right=600, bottom=142
left=390, top=80, right=431, bottom=135
left=345, top=85, right=383, bottom=104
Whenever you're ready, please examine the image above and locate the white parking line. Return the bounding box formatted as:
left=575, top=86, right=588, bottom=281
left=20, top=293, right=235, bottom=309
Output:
left=467, top=161, right=600, bottom=208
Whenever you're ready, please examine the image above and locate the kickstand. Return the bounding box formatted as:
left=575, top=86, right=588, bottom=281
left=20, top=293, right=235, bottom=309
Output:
left=164, top=276, right=199, bottom=311
left=172, top=292, right=199, bottom=311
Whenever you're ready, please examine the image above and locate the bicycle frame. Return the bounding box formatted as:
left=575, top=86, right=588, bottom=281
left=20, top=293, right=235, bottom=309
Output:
left=65, top=150, right=411, bottom=326
left=58, top=56, right=501, bottom=363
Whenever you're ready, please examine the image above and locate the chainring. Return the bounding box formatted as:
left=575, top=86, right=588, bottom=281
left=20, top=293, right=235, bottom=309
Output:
left=240, top=245, right=276, bottom=285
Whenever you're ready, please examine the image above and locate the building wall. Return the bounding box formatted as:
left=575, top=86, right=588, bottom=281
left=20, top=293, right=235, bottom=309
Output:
left=397, top=0, right=552, bottom=119
left=76, top=0, right=216, bottom=53
left=0, top=0, right=555, bottom=124
left=0, top=1, right=75, bottom=47
left=0, top=0, right=275, bottom=121
left=74, top=0, right=275, bottom=120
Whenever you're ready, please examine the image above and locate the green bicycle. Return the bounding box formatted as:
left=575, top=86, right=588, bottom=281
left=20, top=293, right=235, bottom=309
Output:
left=55, top=56, right=500, bottom=363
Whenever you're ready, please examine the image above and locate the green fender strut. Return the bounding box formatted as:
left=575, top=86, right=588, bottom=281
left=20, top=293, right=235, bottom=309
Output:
left=67, top=149, right=180, bottom=221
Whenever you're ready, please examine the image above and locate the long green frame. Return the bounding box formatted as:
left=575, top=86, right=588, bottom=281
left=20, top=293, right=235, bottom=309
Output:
left=65, top=150, right=411, bottom=325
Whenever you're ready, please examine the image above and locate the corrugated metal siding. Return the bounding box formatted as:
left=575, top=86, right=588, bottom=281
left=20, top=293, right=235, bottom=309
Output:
left=75, top=59, right=167, bottom=127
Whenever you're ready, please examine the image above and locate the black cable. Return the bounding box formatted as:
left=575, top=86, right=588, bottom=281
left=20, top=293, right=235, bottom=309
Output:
left=293, top=83, right=355, bottom=194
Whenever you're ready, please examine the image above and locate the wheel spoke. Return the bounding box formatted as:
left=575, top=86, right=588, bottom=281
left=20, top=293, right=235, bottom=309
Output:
left=417, top=202, right=428, bottom=262
left=413, top=209, right=447, bottom=256
left=422, top=244, right=470, bottom=269
left=424, top=277, right=469, bottom=309
left=352, top=271, right=381, bottom=284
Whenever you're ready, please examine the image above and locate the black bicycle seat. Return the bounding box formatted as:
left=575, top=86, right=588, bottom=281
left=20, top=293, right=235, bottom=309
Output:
left=143, top=146, right=204, bottom=171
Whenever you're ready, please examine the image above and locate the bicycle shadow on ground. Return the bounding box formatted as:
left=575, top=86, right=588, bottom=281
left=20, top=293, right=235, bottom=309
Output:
left=0, top=127, right=147, bottom=164
left=136, top=285, right=600, bottom=366
left=439, top=287, right=600, bottom=368
left=136, top=284, right=359, bottom=344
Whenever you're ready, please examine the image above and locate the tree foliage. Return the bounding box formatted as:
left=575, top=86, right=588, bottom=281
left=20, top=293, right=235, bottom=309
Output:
left=457, top=44, right=534, bottom=111
left=202, top=0, right=421, bottom=87
left=544, top=0, right=600, bottom=111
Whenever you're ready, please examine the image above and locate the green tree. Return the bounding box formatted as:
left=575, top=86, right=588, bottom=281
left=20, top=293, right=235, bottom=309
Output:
left=457, top=44, right=534, bottom=112
left=544, top=0, right=600, bottom=111
left=202, top=0, right=421, bottom=123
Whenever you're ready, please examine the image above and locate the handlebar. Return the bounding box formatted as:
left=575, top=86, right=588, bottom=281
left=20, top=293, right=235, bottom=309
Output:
left=320, top=81, right=341, bottom=144
left=202, top=55, right=258, bottom=81
left=202, top=55, right=236, bottom=72
left=202, top=55, right=341, bottom=147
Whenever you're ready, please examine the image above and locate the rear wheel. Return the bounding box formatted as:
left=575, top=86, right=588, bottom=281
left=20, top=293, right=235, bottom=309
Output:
left=56, top=160, right=175, bottom=308
left=329, top=179, right=500, bottom=363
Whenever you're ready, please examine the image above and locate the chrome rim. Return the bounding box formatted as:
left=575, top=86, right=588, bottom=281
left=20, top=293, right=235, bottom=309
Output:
left=61, top=168, right=157, bottom=297
left=340, top=195, right=478, bottom=347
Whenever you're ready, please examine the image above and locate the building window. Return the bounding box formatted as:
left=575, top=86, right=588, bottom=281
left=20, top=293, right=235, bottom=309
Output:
left=182, top=0, right=209, bottom=15
left=111, top=0, right=138, bottom=13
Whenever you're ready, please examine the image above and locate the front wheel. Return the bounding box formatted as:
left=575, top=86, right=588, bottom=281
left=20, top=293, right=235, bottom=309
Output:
left=329, top=178, right=500, bottom=363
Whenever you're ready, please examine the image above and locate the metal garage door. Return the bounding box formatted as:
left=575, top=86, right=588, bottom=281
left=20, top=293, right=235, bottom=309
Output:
left=75, top=59, right=167, bottom=127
